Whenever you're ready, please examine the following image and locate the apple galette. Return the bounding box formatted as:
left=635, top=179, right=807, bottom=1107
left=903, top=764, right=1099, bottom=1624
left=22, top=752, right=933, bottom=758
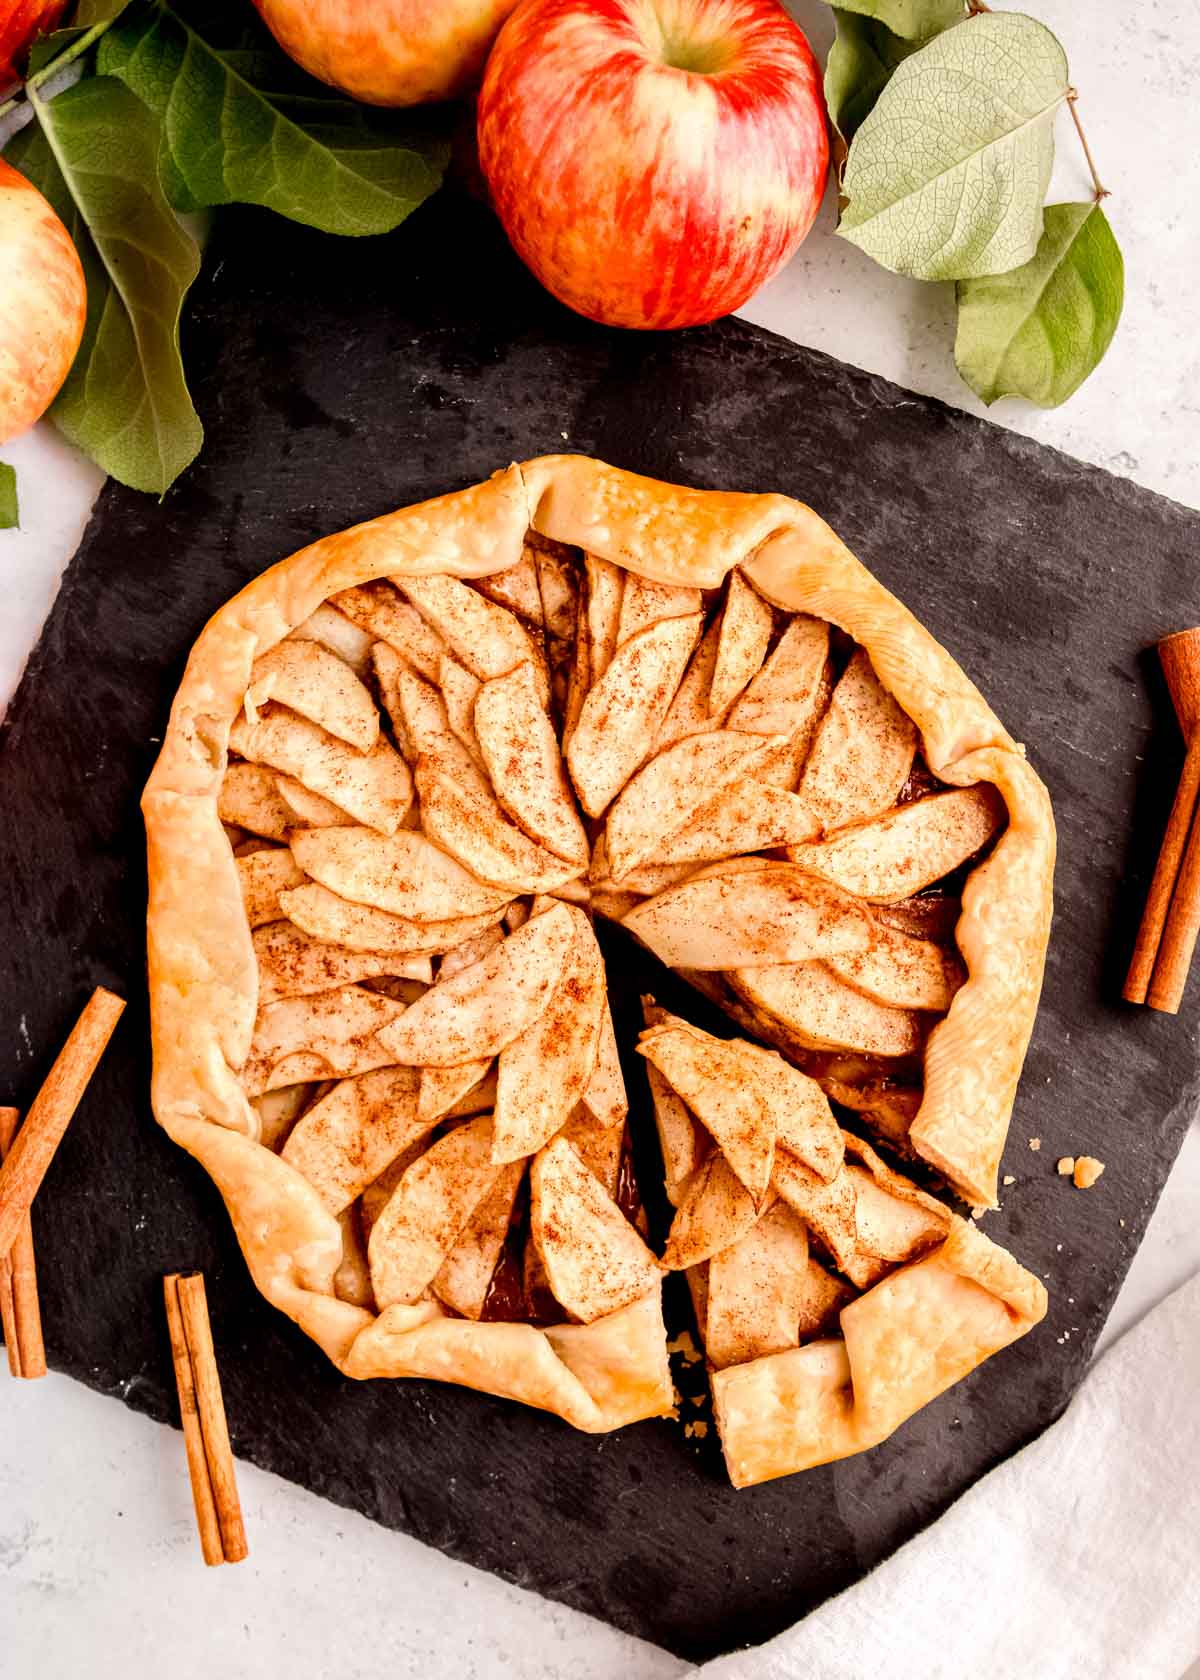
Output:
left=143, top=455, right=1053, bottom=1474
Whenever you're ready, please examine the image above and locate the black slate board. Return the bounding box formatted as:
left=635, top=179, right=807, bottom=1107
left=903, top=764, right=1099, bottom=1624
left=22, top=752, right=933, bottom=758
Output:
left=2, top=191, right=1198, bottom=1661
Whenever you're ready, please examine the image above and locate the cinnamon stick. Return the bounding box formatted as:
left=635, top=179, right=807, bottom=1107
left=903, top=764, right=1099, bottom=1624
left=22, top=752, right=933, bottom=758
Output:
left=1123, top=735, right=1200, bottom=1003
left=0, top=987, right=125, bottom=1261
left=0, top=1107, right=45, bottom=1379
left=1147, top=797, right=1200, bottom=1012
left=164, top=1274, right=225, bottom=1566
left=165, top=1272, right=248, bottom=1565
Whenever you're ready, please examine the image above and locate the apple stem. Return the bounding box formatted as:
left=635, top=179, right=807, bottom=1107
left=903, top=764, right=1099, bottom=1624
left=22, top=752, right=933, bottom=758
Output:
left=1065, top=89, right=1109, bottom=203
left=25, top=15, right=122, bottom=94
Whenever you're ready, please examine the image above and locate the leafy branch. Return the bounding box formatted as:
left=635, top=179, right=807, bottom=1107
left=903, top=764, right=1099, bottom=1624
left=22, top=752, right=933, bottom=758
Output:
left=825, top=0, right=1124, bottom=407
left=0, top=0, right=450, bottom=494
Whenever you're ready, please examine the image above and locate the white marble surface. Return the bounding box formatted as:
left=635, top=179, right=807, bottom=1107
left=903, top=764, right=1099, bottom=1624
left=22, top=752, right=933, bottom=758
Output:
left=3, top=3, right=1199, bottom=1675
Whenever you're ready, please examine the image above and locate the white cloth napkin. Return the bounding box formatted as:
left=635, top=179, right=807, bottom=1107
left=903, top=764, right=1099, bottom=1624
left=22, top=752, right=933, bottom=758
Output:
left=694, top=1270, right=1200, bottom=1680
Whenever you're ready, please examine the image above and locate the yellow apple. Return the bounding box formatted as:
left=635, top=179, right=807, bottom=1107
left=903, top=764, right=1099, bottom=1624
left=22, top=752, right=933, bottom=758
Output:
left=0, top=158, right=86, bottom=445
left=250, top=0, right=522, bottom=106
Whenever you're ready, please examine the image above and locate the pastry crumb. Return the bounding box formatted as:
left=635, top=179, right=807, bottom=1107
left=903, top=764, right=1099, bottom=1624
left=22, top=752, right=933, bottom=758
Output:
left=667, top=1331, right=703, bottom=1366
left=1029, top=1137, right=1041, bottom=1151
left=1073, top=1156, right=1105, bottom=1190
left=1057, top=1156, right=1075, bottom=1176
left=1002, top=1173, right=1016, bottom=1186
left=684, top=1420, right=709, bottom=1440
left=1120, top=1218, right=1126, bottom=1229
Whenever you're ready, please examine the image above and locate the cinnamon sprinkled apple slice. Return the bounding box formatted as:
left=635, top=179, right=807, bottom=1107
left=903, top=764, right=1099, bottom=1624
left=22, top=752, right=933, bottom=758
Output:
left=638, top=1024, right=776, bottom=1201
left=242, top=984, right=407, bottom=1096
left=434, top=1160, right=525, bottom=1321
left=332, top=582, right=449, bottom=682
left=798, top=647, right=917, bottom=831
left=474, top=549, right=544, bottom=624
left=253, top=920, right=430, bottom=1003
left=245, top=640, right=379, bottom=753
left=281, top=1065, right=426, bottom=1213
left=730, top=961, right=923, bottom=1057
left=567, top=611, right=703, bottom=816
left=530, top=1136, right=663, bottom=1323
left=824, top=922, right=961, bottom=1012
left=219, top=762, right=294, bottom=841
left=727, top=613, right=830, bottom=739
left=705, top=1202, right=811, bottom=1369
left=604, top=727, right=783, bottom=880
left=399, top=571, right=550, bottom=704
left=661, top=1151, right=759, bottom=1271
left=785, top=784, right=1006, bottom=901
left=229, top=705, right=412, bottom=835
left=616, top=575, right=703, bottom=646
left=708, top=569, right=774, bottom=715
left=475, top=662, right=590, bottom=868
left=237, top=846, right=306, bottom=929
left=368, top=1115, right=503, bottom=1308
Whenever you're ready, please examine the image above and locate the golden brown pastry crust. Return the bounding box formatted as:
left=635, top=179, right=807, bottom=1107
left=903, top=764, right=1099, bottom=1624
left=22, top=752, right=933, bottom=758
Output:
left=710, top=1218, right=1047, bottom=1488
left=143, top=455, right=1053, bottom=1426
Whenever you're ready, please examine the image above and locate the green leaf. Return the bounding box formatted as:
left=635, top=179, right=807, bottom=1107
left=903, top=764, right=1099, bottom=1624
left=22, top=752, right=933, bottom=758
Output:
left=0, top=463, right=18, bottom=530
left=26, top=2, right=132, bottom=78
left=824, top=11, right=921, bottom=153
left=954, top=201, right=1124, bottom=407
left=838, top=12, right=1070, bottom=281
left=7, top=77, right=202, bottom=494
left=834, top=0, right=965, bottom=40
left=97, top=2, right=449, bottom=236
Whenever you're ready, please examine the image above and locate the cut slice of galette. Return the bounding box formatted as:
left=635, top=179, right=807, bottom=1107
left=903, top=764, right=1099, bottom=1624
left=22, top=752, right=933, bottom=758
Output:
left=144, top=455, right=1053, bottom=1467
left=640, top=1005, right=1046, bottom=1486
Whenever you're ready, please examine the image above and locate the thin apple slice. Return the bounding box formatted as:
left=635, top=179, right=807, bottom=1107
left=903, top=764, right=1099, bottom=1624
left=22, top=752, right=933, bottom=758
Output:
left=603, top=728, right=783, bottom=880
left=580, top=995, right=628, bottom=1129
left=590, top=832, right=695, bottom=897
left=229, top=706, right=412, bottom=835
left=567, top=611, right=703, bottom=817
left=253, top=1081, right=312, bottom=1152
left=730, top=1041, right=844, bottom=1184
left=653, top=617, right=726, bottom=754
left=616, top=575, right=703, bottom=646
left=253, top=920, right=429, bottom=1002
left=583, top=552, right=625, bottom=686
left=444, top=1064, right=499, bottom=1121
left=280, top=879, right=503, bottom=955
left=242, top=984, right=407, bottom=1096
left=531, top=541, right=577, bottom=642
left=705, top=1202, right=810, bottom=1370
left=731, top=962, right=923, bottom=1057
left=641, top=1002, right=703, bottom=1204
left=289, top=826, right=511, bottom=921
left=530, top=1136, right=663, bottom=1323
left=825, top=922, right=961, bottom=1012
left=797, top=1258, right=856, bottom=1340
left=622, top=862, right=872, bottom=971
left=785, top=785, right=1006, bottom=901
left=474, top=550, right=544, bottom=623
left=368, top=1115, right=502, bottom=1308
left=433, top=1160, right=525, bottom=1319
left=652, top=779, right=820, bottom=866
left=331, top=583, right=449, bottom=681
left=493, top=909, right=605, bottom=1162
left=727, top=614, right=830, bottom=738
left=637, top=1024, right=775, bottom=1201
left=562, top=1109, right=623, bottom=1198
left=417, top=747, right=587, bottom=895
left=281, top=1065, right=426, bottom=1213
left=377, top=654, right=451, bottom=760
left=662, top=1151, right=758, bottom=1270
left=398, top=572, right=549, bottom=703
left=237, top=846, right=306, bottom=928
left=289, top=602, right=375, bottom=675
left=274, top=773, right=352, bottom=828
left=245, top=640, right=379, bottom=753
left=219, top=762, right=293, bottom=841
left=475, top=662, right=590, bottom=868
left=842, top=1164, right=948, bottom=1289
left=377, top=899, right=576, bottom=1066
left=419, top=1056, right=494, bottom=1125
left=438, top=655, right=485, bottom=763
left=771, top=1146, right=861, bottom=1273
left=437, top=924, right=506, bottom=980
left=709, top=570, right=774, bottom=715
left=359, top=1137, right=431, bottom=1241
left=798, top=647, right=917, bottom=831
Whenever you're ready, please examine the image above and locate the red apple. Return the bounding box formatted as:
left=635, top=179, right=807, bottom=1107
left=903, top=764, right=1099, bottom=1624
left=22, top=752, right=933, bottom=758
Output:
left=0, top=159, right=86, bottom=444
left=477, top=0, right=829, bottom=330
left=0, top=0, right=68, bottom=95
left=250, top=0, right=523, bottom=106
